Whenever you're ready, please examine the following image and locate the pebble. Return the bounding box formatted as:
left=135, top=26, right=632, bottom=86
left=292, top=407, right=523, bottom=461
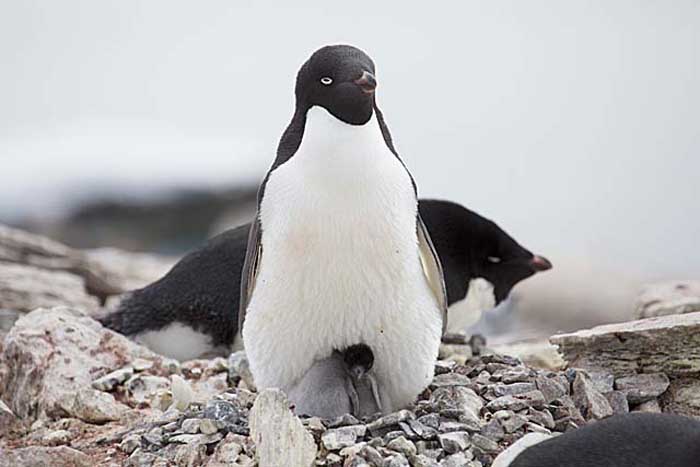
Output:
left=471, top=433, right=500, bottom=453
left=322, top=425, right=368, bottom=450
left=386, top=435, right=417, bottom=456
left=92, top=367, right=134, bottom=392
left=438, top=431, right=470, bottom=454
left=42, top=429, right=72, bottom=446
left=382, top=454, right=410, bottom=467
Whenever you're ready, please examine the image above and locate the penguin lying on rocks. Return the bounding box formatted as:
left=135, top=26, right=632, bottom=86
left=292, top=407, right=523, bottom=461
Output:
left=492, top=413, right=700, bottom=467
left=100, top=199, right=551, bottom=361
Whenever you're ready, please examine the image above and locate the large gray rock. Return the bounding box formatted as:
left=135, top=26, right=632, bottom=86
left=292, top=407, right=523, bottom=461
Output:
left=0, top=223, right=173, bottom=312
left=0, top=446, right=90, bottom=467
left=0, top=306, right=165, bottom=421
left=0, top=263, right=99, bottom=313
left=249, top=389, right=317, bottom=467
left=635, top=280, right=700, bottom=319
left=551, top=312, right=700, bottom=377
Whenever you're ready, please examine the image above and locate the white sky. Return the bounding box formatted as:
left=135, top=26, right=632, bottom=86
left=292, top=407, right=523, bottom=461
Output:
left=1, top=1, right=698, bottom=279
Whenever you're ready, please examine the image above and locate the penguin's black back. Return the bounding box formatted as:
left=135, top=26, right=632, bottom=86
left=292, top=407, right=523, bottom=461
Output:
left=512, top=413, right=700, bottom=467
left=99, top=224, right=250, bottom=347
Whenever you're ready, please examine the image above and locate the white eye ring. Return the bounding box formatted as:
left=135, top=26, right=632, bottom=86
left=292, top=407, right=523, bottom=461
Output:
left=320, top=76, right=333, bottom=85
left=487, top=256, right=502, bottom=264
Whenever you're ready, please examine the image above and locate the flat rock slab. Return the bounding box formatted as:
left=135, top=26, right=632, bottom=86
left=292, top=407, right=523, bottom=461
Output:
left=249, top=389, right=317, bottom=467
left=551, top=312, right=700, bottom=377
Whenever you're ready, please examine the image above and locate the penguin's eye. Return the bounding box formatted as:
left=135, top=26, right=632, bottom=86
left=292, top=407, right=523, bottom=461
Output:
left=320, top=77, right=333, bottom=86
left=487, top=256, right=502, bottom=264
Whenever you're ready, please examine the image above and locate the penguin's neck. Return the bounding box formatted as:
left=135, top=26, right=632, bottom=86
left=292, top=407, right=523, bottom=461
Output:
left=287, top=106, right=393, bottom=185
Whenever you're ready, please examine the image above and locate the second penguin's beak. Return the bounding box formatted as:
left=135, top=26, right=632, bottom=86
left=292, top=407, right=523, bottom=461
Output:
left=355, top=71, right=377, bottom=94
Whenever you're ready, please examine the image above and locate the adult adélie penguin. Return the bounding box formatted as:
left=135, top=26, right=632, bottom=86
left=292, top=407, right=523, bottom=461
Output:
left=239, top=45, right=447, bottom=413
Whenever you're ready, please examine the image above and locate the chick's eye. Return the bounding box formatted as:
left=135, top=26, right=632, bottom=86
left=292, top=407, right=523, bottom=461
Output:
left=487, top=256, right=502, bottom=264
left=320, top=76, right=333, bottom=85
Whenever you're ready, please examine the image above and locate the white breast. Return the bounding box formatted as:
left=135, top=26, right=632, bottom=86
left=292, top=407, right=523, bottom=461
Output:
left=446, top=277, right=496, bottom=332
left=242, top=106, right=442, bottom=411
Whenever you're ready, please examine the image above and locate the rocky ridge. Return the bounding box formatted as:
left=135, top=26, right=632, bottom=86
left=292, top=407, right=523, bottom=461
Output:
left=1, top=224, right=699, bottom=466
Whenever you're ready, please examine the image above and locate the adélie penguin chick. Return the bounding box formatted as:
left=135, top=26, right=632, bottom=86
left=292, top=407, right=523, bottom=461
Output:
left=287, top=344, right=381, bottom=419
left=100, top=201, right=552, bottom=360
left=238, top=45, right=447, bottom=414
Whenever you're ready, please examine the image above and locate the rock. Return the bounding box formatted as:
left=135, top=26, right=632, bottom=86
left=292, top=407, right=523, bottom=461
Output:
left=410, top=454, right=440, bottom=467
left=57, top=388, right=127, bottom=423
left=485, top=395, right=528, bottom=412
left=42, top=429, right=72, bottom=446
left=0, top=398, right=16, bottom=434
left=168, top=432, right=224, bottom=445
left=471, top=433, right=500, bottom=453
left=127, top=448, right=163, bottom=467
left=662, top=378, right=700, bottom=417
left=199, top=417, right=219, bottom=434
left=0, top=306, right=161, bottom=421
left=440, top=452, right=473, bottom=467
left=202, top=399, right=245, bottom=432
left=119, top=434, right=142, bottom=454
left=249, top=389, right=316, bottom=467
left=0, top=446, right=91, bottom=467
left=126, top=374, right=170, bottom=404
left=615, top=373, right=670, bottom=404
left=527, top=408, right=555, bottom=430
left=367, top=410, right=415, bottom=435
left=430, top=387, right=483, bottom=424
left=181, top=418, right=202, bottom=433
left=490, top=382, right=536, bottom=398
left=534, top=375, right=568, bottom=403
left=228, top=351, right=256, bottom=390
left=0, top=309, right=21, bottom=337
left=171, top=374, right=195, bottom=411
left=551, top=312, right=700, bottom=377
left=605, top=391, right=630, bottom=415
left=633, top=399, right=662, bottom=413
left=438, top=431, right=470, bottom=454
left=386, top=435, right=417, bottom=456
left=0, top=263, right=99, bottom=313
left=322, top=425, right=367, bottom=450
left=571, top=371, right=613, bottom=420
left=430, top=373, right=471, bottom=387
left=382, top=454, right=410, bottom=467
left=494, top=410, right=527, bottom=433
left=93, top=366, right=134, bottom=391
left=206, top=433, right=244, bottom=466
left=0, top=224, right=172, bottom=310
left=635, top=280, right=700, bottom=319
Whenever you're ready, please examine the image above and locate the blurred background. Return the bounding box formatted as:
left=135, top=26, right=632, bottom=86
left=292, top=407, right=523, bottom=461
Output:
left=1, top=1, right=698, bottom=337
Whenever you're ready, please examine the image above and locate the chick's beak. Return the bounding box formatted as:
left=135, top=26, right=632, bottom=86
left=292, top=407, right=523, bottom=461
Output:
left=354, top=71, right=377, bottom=94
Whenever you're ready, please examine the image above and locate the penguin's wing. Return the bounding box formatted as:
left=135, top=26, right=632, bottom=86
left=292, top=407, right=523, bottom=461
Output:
left=238, top=217, right=262, bottom=338
left=417, top=214, right=449, bottom=334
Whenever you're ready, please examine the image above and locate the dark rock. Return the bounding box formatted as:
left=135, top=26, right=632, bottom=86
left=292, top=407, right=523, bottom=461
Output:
left=615, top=373, right=670, bottom=404
left=572, top=371, right=613, bottom=420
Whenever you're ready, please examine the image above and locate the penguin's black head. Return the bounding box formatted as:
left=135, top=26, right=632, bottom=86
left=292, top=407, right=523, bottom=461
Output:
left=342, top=343, right=375, bottom=380
left=295, top=45, right=377, bottom=125
left=419, top=199, right=552, bottom=305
